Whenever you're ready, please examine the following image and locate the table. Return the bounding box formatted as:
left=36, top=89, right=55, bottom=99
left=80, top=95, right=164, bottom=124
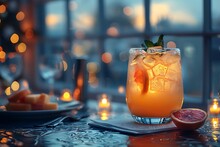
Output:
left=0, top=101, right=220, bottom=147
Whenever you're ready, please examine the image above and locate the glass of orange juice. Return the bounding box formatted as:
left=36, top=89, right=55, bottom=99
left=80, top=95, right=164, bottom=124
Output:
left=126, top=47, right=184, bottom=124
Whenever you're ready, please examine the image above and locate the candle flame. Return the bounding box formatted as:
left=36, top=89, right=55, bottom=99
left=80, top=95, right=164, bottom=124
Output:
left=98, top=94, right=111, bottom=112
left=61, top=90, right=73, bottom=102
left=213, top=103, right=218, bottom=109
left=101, top=98, right=108, bottom=104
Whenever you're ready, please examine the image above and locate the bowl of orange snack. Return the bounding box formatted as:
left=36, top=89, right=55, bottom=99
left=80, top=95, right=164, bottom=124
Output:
left=6, top=89, right=58, bottom=111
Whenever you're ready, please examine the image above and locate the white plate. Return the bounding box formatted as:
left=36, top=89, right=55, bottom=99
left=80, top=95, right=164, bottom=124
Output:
left=0, top=101, right=83, bottom=121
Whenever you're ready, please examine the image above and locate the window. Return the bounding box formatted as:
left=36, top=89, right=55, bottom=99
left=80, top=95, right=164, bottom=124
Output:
left=34, top=0, right=219, bottom=108
left=211, top=0, right=220, bottom=96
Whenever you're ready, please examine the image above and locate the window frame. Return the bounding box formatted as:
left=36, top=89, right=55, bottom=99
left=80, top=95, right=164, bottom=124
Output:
left=34, top=0, right=217, bottom=109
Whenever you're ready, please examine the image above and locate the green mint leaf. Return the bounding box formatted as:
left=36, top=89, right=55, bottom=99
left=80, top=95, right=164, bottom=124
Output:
left=134, top=34, right=165, bottom=61
left=144, top=40, right=154, bottom=48
left=154, top=34, right=164, bottom=47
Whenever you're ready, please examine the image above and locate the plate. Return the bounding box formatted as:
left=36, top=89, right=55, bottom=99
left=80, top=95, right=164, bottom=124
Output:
left=0, top=101, right=83, bottom=121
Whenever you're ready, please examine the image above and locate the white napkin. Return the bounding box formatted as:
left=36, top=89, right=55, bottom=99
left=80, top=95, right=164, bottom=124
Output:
left=88, top=113, right=177, bottom=135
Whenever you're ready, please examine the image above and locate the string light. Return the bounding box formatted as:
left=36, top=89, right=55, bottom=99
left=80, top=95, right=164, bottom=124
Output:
left=11, top=81, right=20, bottom=91
left=5, top=87, right=11, bottom=96
left=16, top=42, right=26, bottom=53
left=1, top=1, right=29, bottom=54
left=10, top=33, right=19, bottom=44
left=0, top=4, right=6, bottom=14
left=0, top=50, right=6, bottom=62
left=16, top=11, right=25, bottom=21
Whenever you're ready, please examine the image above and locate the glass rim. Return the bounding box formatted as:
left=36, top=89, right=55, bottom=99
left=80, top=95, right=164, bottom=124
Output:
left=129, top=47, right=180, bottom=53
left=129, top=47, right=180, bottom=50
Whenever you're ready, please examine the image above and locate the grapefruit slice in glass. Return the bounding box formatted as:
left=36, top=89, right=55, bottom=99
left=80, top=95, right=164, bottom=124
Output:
left=171, top=108, right=207, bottom=130
left=134, top=67, right=149, bottom=94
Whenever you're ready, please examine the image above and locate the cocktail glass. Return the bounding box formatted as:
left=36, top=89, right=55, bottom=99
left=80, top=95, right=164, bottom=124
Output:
left=126, top=47, right=184, bottom=124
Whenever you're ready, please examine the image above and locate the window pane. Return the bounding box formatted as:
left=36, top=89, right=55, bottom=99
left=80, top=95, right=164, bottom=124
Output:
left=172, top=37, right=203, bottom=102
left=71, top=39, right=98, bottom=58
left=102, top=38, right=142, bottom=89
left=212, top=0, right=220, bottom=31
left=211, top=37, right=220, bottom=96
left=150, top=0, right=203, bottom=33
left=70, top=0, right=98, bottom=36
left=45, top=1, right=67, bottom=37
left=152, top=36, right=203, bottom=102
left=105, top=0, right=145, bottom=36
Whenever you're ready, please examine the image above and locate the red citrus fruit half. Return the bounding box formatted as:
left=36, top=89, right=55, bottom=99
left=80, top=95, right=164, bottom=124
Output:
left=171, top=108, right=208, bottom=130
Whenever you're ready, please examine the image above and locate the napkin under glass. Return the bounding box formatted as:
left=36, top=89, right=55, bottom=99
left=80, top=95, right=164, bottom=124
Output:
left=88, top=113, right=177, bottom=135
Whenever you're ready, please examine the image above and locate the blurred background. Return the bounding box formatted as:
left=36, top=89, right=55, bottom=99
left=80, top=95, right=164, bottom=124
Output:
left=0, top=0, right=220, bottom=108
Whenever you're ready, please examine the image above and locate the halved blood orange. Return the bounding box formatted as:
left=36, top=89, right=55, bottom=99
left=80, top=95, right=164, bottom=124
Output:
left=171, top=108, right=207, bottom=130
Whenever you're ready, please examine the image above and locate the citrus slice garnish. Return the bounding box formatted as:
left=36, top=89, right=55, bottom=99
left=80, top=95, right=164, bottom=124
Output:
left=171, top=108, right=207, bottom=130
left=134, top=67, right=149, bottom=94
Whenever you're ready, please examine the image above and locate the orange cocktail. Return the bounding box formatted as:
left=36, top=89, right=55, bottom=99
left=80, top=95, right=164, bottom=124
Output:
left=126, top=48, right=184, bottom=124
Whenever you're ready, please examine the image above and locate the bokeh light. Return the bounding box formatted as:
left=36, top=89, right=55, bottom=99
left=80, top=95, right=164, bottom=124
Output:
left=5, top=87, right=11, bottom=96
left=46, top=14, right=61, bottom=27
left=0, top=4, right=6, bottom=14
left=118, top=86, right=125, bottom=94
left=11, top=81, right=20, bottom=91
left=87, top=62, right=98, bottom=73
left=16, top=11, right=25, bottom=21
left=10, top=33, right=19, bottom=44
left=0, top=50, right=6, bottom=62
left=123, top=6, right=133, bottom=16
left=102, top=52, right=112, bottom=64
left=167, top=41, right=176, bottom=48
left=107, top=26, right=119, bottom=36
left=87, top=62, right=99, bottom=87
left=72, top=44, right=84, bottom=57
left=16, top=42, right=27, bottom=53
left=21, top=80, right=29, bottom=89
left=0, top=137, right=8, bottom=144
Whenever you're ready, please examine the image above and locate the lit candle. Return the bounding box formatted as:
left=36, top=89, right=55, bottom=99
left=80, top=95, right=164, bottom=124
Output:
left=209, top=99, right=220, bottom=115
left=60, top=89, right=73, bottom=102
left=98, top=94, right=111, bottom=112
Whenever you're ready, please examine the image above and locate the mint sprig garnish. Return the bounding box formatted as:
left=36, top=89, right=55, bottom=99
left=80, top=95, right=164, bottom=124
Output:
left=141, top=34, right=164, bottom=51
left=133, top=34, right=165, bottom=61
